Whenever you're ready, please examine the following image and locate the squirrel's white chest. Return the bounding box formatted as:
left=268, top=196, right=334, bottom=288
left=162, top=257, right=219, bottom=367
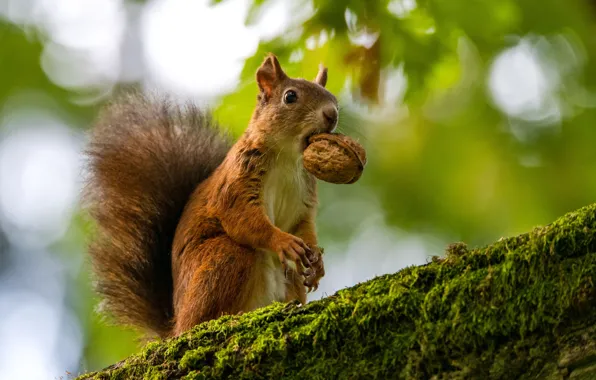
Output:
left=262, top=159, right=308, bottom=232
left=252, top=157, right=308, bottom=306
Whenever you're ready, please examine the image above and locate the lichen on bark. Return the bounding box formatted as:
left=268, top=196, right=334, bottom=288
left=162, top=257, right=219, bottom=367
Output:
left=77, top=203, right=596, bottom=379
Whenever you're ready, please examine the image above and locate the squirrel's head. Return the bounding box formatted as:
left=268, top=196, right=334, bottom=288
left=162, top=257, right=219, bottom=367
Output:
left=250, top=53, right=339, bottom=153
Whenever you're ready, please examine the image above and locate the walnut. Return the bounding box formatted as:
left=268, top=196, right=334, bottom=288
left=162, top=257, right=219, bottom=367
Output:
left=303, top=133, right=367, bottom=184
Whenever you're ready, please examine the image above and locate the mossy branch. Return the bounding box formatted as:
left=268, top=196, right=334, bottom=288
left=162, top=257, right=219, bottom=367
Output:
left=77, top=204, right=596, bottom=380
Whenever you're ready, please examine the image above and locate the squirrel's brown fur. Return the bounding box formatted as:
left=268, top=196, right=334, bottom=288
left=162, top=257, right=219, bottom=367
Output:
left=83, top=92, right=232, bottom=337
left=83, top=54, right=336, bottom=338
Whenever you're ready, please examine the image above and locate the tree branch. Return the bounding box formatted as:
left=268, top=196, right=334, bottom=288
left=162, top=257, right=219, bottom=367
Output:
left=77, top=203, right=596, bottom=379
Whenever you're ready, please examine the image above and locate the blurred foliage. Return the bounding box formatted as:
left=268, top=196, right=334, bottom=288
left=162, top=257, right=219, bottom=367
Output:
left=3, top=0, right=596, bottom=373
left=216, top=0, right=596, bottom=245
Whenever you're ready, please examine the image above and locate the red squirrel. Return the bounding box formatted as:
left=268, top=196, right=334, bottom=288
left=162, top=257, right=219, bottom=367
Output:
left=83, top=54, right=337, bottom=338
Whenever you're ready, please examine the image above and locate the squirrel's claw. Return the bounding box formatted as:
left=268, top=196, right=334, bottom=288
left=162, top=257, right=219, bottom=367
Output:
left=303, top=245, right=324, bottom=293
left=274, top=233, right=313, bottom=274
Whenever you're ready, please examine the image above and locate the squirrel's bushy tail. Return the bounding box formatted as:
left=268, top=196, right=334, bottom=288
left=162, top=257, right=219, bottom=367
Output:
left=82, top=91, right=231, bottom=338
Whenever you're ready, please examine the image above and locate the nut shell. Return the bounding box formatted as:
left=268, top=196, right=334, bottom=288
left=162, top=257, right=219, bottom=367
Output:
left=303, top=133, right=367, bottom=184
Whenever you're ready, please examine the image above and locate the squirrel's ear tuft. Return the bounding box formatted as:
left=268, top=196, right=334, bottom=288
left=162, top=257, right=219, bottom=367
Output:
left=314, top=63, right=328, bottom=87
left=256, top=53, right=287, bottom=98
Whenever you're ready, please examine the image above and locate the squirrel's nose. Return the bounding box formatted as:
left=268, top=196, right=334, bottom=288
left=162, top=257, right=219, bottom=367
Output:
left=322, top=105, right=338, bottom=131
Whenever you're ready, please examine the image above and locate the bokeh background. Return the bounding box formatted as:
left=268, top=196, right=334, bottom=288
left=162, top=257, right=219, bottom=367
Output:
left=1, top=0, right=596, bottom=378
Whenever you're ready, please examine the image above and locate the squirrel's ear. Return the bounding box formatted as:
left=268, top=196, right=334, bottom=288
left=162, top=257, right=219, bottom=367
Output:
left=256, top=53, right=287, bottom=98
left=314, top=63, right=328, bottom=87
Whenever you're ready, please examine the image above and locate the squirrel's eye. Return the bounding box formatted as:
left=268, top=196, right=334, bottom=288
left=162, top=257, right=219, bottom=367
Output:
left=284, top=90, right=298, bottom=104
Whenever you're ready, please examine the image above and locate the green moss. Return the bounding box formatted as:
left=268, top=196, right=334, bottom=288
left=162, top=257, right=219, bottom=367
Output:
left=143, top=367, right=165, bottom=380
left=77, top=203, right=596, bottom=379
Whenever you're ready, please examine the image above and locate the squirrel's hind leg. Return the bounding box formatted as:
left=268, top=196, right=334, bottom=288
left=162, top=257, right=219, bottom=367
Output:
left=172, top=235, right=257, bottom=336
left=285, top=270, right=307, bottom=305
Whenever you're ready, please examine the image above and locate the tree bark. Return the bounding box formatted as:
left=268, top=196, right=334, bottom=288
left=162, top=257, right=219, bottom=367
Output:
left=77, top=203, right=596, bottom=380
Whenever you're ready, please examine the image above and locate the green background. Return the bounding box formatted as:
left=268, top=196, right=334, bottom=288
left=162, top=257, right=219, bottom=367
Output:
left=1, top=0, right=595, bottom=375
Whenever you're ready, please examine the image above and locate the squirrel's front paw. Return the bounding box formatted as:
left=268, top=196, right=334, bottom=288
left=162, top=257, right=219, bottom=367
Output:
left=303, top=246, right=325, bottom=292
left=271, top=232, right=312, bottom=275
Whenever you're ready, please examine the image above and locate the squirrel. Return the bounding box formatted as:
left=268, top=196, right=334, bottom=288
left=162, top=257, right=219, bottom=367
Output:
left=83, top=54, right=338, bottom=339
